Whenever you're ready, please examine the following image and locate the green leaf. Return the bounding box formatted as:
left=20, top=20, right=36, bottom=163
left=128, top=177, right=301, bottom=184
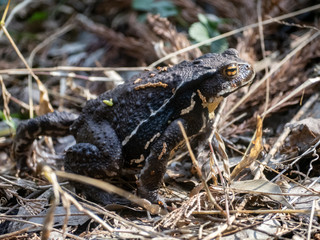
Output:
left=189, top=13, right=229, bottom=52
left=198, top=13, right=208, bottom=26
left=188, top=22, right=210, bottom=44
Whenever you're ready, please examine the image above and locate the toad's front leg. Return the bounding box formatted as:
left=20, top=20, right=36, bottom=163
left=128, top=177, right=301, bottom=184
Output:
left=138, top=116, right=204, bottom=204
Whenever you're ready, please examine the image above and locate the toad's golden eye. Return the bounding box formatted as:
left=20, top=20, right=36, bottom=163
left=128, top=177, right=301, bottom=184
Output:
left=223, top=63, right=238, bottom=78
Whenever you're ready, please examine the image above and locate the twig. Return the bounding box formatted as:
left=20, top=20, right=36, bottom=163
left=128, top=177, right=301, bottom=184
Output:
left=54, top=170, right=165, bottom=215
left=307, top=200, right=316, bottom=240
left=193, top=208, right=320, bottom=215
left=0, top=66, right=150, bottom=75
left=257, top=0, right=270, bottom=116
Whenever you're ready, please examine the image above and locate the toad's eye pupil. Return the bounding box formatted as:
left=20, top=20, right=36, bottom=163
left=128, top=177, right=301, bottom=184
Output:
left=224, top=63, right=238, bottom=77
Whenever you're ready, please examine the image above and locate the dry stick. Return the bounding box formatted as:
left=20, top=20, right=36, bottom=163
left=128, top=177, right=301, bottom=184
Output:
left=228, top=188, right=318, bottom=197
left=257, top=0, right=270, bottom=116
left=149, top=4, right=320, bottom=67
left=254, top=86, right=320, bottom=179
left=272, top=19, right=320, bottom=32
left=198, top=221, right=211, bottom=239
left=41, top=166, right=61, bottom=240
left=0, top=75, right=13, bottom=128
left=0, top=0, right=10, bottom=24
left=3, top=213, right=90, bottom=219
left=209, top=99, right=233, bottom=222
left=54, top=170, right=165, bottom=215
left=209, top=143, right=232, bottom=216
left=0, top=66, right=149, bottom=75
left=212, top=98, right=227, bottom=131
left=307, top=200, right=316, bottom=240
left=9, top=95, right=30, bottom=110
left=37, top=71, right=114, bottom=82
left=193, top=209, right=320, bottom=215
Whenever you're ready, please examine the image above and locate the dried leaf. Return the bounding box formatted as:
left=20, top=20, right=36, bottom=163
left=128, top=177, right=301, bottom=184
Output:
left=34, top=78, right=54, bottom=115
left=286, top=117, right=320, bottom=151
left=231, top=179, right=292, bottom=208
left=230, top=115, right=263, bottom=179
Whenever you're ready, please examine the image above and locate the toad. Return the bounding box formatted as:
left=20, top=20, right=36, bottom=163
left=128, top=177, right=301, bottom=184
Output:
left=12, top=49, right=255, bottom=204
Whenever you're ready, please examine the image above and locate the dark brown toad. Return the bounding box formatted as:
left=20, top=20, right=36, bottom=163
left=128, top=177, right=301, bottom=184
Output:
left=12, top=49, right=255, bottom=204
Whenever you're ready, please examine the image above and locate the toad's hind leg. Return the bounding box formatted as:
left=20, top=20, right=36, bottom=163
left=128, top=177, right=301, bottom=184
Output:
left=65, top=121, right=124, bottom=204
left=66, top=119, right=123, bottom=177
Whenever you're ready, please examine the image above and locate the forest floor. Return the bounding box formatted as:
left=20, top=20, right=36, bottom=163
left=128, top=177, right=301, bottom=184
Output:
left=0, top=1, right=320, bottom=239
